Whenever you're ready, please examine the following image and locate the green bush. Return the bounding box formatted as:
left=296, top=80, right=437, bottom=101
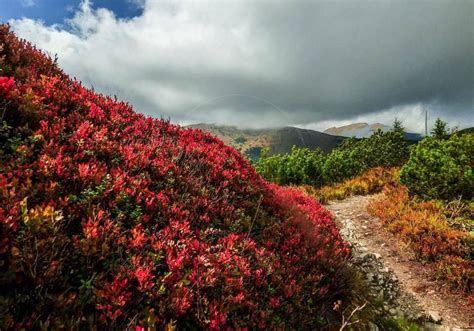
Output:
left=400, top=134, right=474, bottom=200
left=257, top=121, right=410, bottom=187
left=256, top=146, right=325, bottom=186
left=336, top=126, right=409, bottom=170
left=322, top=148, right=362, bottom=183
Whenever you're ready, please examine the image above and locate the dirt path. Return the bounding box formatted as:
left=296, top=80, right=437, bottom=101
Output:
left=326, top=194, right=473, bottom=330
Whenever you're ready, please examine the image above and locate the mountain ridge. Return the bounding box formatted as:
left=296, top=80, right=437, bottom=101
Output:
left=324, top=122, right=423, bottom=140
left=324, top=122, right=387, bottom=136
left=187, top=123, right=347, bottom=159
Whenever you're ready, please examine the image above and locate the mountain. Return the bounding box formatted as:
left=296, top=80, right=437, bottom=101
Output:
left=324, top=122, right=388, bottom=138
left=187, top=124, right=346, bottom=159
left=324, top=122, right=423, bottom=141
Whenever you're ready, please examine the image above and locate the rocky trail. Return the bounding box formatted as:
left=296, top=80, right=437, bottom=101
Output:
left=326, top=195, right=473, bottom=330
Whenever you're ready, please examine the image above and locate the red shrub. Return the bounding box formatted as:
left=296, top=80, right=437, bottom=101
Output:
left=436, top=255, right=474, bottom=295
left=0, top=25, right=350, bottom=329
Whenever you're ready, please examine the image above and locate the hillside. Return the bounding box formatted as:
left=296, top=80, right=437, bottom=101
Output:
left=188, top=123, right=346, bottom=159
left=0, top=24, right=353, bottom=329
left=457, top=127, right=474, bottom=135
left=324, top=122, right=422, bottom=141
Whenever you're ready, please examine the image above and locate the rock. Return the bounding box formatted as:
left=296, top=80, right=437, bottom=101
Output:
left=423, top=322, right=446, bottom=330
left=414, top=312, right=423, bottom=320
left=428, top=310, right=442, bottom=324
left=374, top=253, right=381, bottom=259
left=377, top=274, right=384, bottom=284
left=395, top=308, right=403, bottom=317
left=389, top=308, right=397, bottom=315
left=368, top=321, right=380, bottom=331
left=366, top=272, right=374, bottom=282
left=377, top=290, right=384, bottom=299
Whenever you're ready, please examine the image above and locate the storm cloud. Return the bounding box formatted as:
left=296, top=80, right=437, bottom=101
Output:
left=9, top=0, right=474, bottom=132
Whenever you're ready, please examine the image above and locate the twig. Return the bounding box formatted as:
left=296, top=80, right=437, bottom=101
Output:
left=246, top=194, right=263, bottom=239
left=339, top=302, right=367, bottom=331
left=1, top=100, right=11, bottom=121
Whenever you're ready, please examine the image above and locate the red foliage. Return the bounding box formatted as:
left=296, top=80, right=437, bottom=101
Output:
left=368, top=185, right=473, bottom=295
left=0, top=24, right=350, bottom=329
left=0, top=76, right=14, bottom=97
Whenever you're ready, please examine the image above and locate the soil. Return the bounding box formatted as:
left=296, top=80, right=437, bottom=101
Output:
left=326, top=194, right=473, bottom=330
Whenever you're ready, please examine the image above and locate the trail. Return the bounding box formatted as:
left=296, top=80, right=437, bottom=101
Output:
left=326, top=194, right=473, bottom=330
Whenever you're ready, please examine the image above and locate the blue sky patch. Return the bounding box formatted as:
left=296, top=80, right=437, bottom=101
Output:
left=0, top=0, right=143, bottom=26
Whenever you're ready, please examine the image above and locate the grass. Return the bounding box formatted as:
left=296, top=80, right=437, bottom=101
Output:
left=299, top=167, right=399, bottom=204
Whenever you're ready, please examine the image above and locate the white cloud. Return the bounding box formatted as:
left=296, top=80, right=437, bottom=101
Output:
left=9, top=0, right=474, bottom=130
left=127, top=0, right=146, bottom=9
left=10, top=1, right=266, bottom=117
left=21, top=0, right=35, bottom=8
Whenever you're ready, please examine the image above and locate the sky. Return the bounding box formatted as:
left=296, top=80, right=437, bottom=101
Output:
left=2, top=0, right=473, bottom=133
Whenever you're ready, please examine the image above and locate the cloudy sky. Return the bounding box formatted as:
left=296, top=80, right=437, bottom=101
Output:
left=2, top=0, right=473, bottom=133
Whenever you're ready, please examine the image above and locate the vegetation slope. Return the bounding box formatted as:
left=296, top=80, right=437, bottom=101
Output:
left=0, top=25, right=359, bottom=329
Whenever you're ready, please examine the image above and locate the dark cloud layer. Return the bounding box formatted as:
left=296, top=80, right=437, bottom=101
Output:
left=9, top=0, right=474, bottom=131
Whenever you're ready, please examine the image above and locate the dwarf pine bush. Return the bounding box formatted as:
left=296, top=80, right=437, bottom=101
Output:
left=400, top=134, right=473, bottom=200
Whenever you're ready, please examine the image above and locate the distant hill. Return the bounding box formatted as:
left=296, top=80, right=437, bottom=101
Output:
left=325, top=122, right=388, bottom=138
left=456, top=127, right=474, bottom=135
left=187, top=124, right=346, bottom=160
left=324, top=122, right=422, bottom=141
